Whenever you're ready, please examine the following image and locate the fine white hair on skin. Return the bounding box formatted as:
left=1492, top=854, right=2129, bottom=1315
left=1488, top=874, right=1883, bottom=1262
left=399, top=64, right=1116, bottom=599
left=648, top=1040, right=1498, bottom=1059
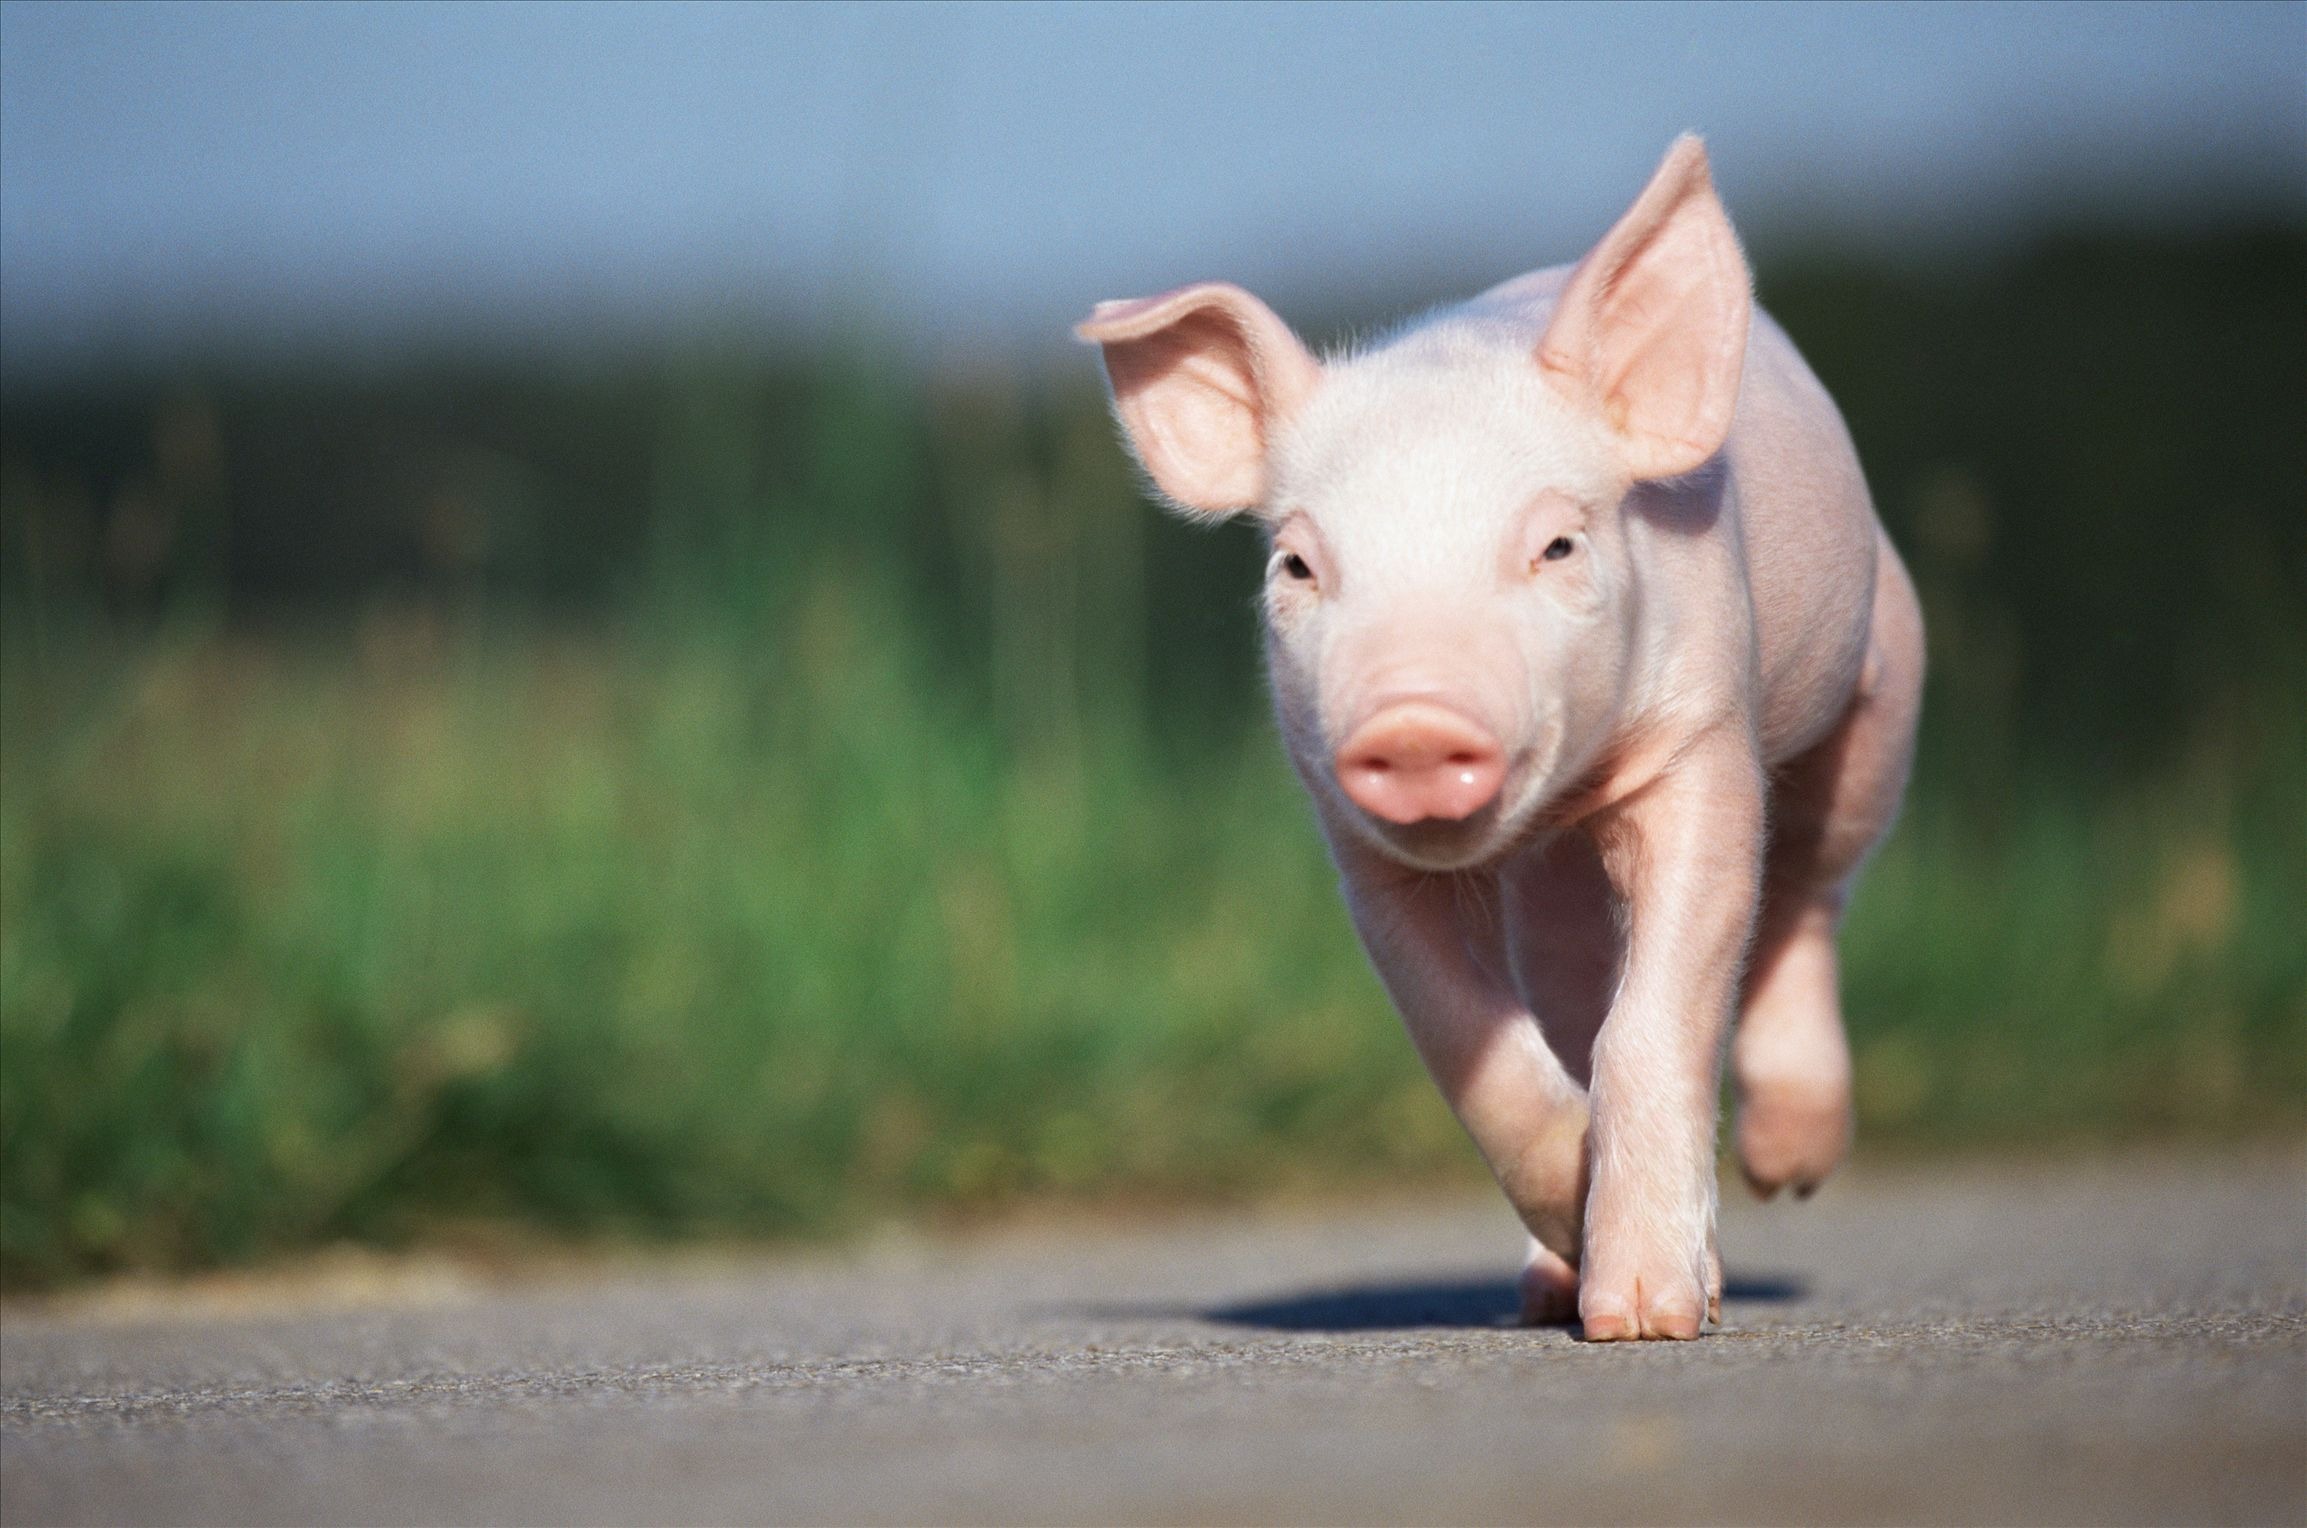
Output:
left=1076, top=134, right=1924, bottom=1341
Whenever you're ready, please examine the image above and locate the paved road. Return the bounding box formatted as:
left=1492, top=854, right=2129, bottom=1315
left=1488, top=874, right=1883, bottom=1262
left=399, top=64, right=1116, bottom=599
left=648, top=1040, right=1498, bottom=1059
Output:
left=4, top=1147, right=2303, bottom=1526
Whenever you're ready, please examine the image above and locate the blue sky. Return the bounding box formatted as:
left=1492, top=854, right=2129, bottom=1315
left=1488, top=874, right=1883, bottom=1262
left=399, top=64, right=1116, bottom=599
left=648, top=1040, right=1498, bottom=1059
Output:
left=2, top=1, right=2301, bottom=375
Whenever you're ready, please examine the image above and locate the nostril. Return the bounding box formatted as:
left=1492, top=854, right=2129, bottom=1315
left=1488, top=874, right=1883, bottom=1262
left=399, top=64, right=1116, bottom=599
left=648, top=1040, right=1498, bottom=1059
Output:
left=1333, top=702, right=1507, bottom=825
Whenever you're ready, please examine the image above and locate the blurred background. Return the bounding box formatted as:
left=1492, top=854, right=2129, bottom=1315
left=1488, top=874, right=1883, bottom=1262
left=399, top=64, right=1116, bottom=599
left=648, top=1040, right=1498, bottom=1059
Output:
left=2, top=1, right=2301, bottom=1287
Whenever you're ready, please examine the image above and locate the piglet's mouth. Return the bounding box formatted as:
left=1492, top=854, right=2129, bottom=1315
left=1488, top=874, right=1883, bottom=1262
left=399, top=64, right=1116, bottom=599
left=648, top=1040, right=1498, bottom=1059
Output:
left=1355, top=805, right=1510, bottom=872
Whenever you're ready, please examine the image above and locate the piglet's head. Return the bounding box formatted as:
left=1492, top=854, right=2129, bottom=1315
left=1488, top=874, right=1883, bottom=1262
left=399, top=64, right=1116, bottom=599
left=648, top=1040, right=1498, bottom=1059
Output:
left=1078, top=136, right=1752, bottom=871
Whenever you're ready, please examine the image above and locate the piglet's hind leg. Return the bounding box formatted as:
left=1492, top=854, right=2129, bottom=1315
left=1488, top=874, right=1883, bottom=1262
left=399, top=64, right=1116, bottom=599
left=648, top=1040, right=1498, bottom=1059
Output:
left=1736, top=538, right=1923, bottom=1198
left=1734, top=902, right=1852, bottom=1198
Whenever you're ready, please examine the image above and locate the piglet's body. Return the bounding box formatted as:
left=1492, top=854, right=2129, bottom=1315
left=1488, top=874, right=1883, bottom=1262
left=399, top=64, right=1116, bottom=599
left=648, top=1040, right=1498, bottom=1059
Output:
left=1079, top=138, right=1922, bottom=1340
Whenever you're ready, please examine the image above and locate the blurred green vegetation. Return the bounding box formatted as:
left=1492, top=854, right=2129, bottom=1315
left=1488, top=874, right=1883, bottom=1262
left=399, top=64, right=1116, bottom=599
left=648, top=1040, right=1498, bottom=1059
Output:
left=3, top=226, right=2303, bottom=1286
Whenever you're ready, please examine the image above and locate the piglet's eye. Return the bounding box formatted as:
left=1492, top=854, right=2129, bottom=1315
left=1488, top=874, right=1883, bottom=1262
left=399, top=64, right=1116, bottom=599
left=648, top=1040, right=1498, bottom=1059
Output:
left=1281, top=552, right=1315, bottom=582
left=1540, top=537, right=1575, bottom=563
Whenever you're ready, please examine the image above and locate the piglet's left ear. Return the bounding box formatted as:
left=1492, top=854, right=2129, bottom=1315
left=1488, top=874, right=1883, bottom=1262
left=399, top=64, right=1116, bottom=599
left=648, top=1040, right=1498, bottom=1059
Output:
left=1537, top=135, right=1751, bottom=481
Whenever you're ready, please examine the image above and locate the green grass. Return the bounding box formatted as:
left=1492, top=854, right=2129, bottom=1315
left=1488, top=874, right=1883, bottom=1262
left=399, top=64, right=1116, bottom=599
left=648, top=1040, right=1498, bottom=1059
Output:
left=0, top=613, right=1455, bottom=1284
left=3, top=602, right=2300, bottom=1288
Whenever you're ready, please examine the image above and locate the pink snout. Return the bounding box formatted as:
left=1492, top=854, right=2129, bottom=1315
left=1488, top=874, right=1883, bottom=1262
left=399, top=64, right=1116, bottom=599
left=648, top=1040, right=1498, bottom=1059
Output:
left=1335, top=702, right=1506, bottom=824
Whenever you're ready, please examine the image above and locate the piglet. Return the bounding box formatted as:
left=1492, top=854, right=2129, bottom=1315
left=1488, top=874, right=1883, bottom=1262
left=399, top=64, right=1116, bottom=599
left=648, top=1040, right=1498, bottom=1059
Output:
left=1077, top=136, right=1922, bottom=1340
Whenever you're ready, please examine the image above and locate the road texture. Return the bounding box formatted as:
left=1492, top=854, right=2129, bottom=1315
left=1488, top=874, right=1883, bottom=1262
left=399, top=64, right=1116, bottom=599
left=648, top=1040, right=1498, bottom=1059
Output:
left=4, top=1147, right=2303, bottom=1526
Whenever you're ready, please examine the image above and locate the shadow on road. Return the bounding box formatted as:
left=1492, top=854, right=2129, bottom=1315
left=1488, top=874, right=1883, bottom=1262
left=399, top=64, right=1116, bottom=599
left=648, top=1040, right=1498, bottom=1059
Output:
left=1198, top=1271, right=1808, bottom=1331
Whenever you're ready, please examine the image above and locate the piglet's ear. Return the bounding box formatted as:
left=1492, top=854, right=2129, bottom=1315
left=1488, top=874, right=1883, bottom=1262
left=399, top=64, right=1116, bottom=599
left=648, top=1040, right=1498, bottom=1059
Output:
left=1075, top=283, right=1321, bottom=519
left=1537, top=135, right=1751, bottom=482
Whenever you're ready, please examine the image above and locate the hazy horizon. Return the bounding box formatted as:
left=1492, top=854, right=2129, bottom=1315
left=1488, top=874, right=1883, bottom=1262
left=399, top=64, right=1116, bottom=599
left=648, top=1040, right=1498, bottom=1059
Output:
left=4, top=0, right=2302, bottom=380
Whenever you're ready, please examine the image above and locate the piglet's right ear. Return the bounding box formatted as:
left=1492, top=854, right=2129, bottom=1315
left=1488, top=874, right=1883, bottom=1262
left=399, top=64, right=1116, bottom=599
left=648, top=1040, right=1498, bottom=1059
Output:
left=1075, top=283, right=1320, bottom=519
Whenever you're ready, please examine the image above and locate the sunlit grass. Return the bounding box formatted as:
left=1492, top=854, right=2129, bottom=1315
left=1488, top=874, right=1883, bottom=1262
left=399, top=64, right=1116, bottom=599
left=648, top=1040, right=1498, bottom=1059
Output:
left=0, top=614, right=1452, bottom=1283
left=3, top=604, right=2298, bottom=1287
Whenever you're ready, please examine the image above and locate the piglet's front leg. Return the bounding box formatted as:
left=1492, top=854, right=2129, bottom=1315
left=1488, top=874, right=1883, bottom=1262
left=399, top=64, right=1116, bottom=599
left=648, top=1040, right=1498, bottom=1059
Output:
left=1580, top=734, right=1764, bottom=1341
left=1333, top=841, right=1592, bottom=1317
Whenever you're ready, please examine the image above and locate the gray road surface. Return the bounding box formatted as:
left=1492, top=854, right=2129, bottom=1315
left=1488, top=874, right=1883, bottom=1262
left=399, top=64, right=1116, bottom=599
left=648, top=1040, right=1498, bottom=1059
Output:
left=4, top=1147, right=2304, bottom=1526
